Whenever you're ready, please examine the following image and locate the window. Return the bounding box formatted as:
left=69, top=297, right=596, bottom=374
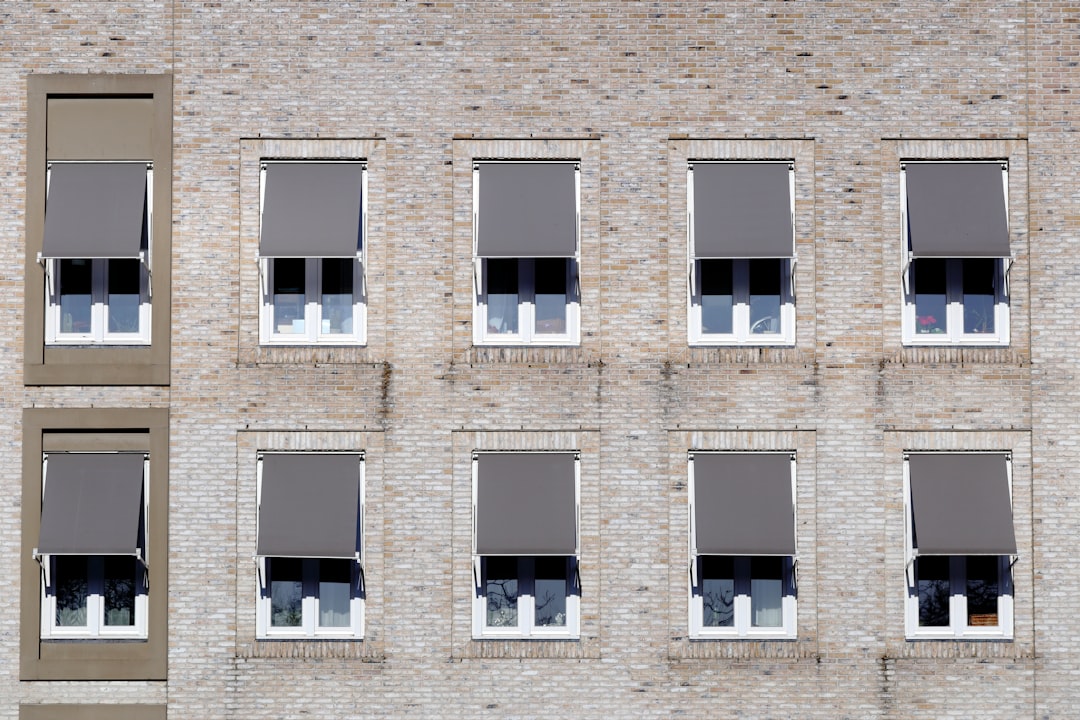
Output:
left=904, top=453, right=1016, bottom=639
left=259, top=162, right=366, bottom=345
left=35, top=452, right=149, bottom=640
left=473, top=162, right=580, bottom=345
left=688, top=162, right=795, bottom=345
left=689, top=452, right=797, bottom=638
left=902, top=162, right=1011, bottom=345
left=473, top=452, right=580, bottom=639
left=42, top=162, right=152, bottom=345
left=255, top=453, right=364, bottom=639
left=26, top=76, right=172, bottom=386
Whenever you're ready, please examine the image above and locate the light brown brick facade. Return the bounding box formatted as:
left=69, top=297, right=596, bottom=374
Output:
left=2, top=2, right=1077, bottom=718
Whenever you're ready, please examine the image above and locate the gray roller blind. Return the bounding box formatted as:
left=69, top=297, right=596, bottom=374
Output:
left=37, top=453, right=145, bottom=556
left=908, top=453, right=1016, bottom=556
left=257, top=454, right=360, bottom=559
left=476, top=163, right=577, bottom=257
left=905, top=163, right=1010, bottom=258
left=693, top=453, right=795, bottom=556
left=475, top=453, right=577, bottom=555
left=260, top=163, right=364, bottom=257
left=43, top=163, right=147, bottom=259
left=692, top=162, right=793, bottom=259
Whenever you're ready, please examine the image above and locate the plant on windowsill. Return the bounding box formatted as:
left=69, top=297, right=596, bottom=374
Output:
left=917, top=315, right=944, bottom=334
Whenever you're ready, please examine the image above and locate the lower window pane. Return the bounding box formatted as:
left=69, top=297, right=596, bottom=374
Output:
left=966, top=555, right=1000, bottom=627
left=320, top=259, right=355, bottom=335
left=750, top=556, right=783, bottom=627
left=103, top=556, right=136, bottom=627
left=270, top=558, right=303, bottom=627
left=534, top=258, right=568, bottom=335
left=699, top=260, right=733, bottom=335
left=700, top=556, right=734, bottom=627
left=962, top=259, right=996, bottom=334
left=533, top=557, right=568, bottom=627
left=54, top=556, right=89, bottom=627
left=484, top=556, right=519, bottom=628
left=318, top=559, right=352, bottom=628
left=272, top=259, right=306, bottom=334
left=485, top=259, right=519, bottom=335
left=58, top=259, right=92, bottom=334
left=916, top=556, right=951, bottom=627
left=913, top=259, right=947, bottom=335
left=748, top=259, right=782, bottom=335
left=107, top=259, right=142, bottom=334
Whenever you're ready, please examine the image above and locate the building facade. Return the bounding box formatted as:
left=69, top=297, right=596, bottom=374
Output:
left=0, top=2, right=1077, bottom=718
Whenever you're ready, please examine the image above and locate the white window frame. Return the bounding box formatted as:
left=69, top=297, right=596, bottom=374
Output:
left=44, top=162, right=153, bottom=346
left=687, top=452, right=798, bottom=639
left=39, top=453, right=150, bottom=640
left=471, top=452, right=581, bottom=639
left=901, top=161, right=1010, bottom=346
left=254, top=453, right=365, bottom=639
left=256, top=557, right=365, bottom=639
left=687, top=162, right=796, bottom=346
left=472, top=161, right=581, bottom=347
left=903, top=454, right=1014, bottom=640
left=258, top=161, right=367, bottom=346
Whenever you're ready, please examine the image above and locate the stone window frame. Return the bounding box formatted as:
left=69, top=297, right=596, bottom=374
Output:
left=667, top=139, right=816, bottom=364
left=238, top=138, right=386, bottom=366
left=452, top=138, right=601, bottom=365
left=666, top=430, right=818, bottom=660
left=451, top=429, right=600, bottom=659
left=884, top=430, right=1033, bottom=659
left=24, top=74, right=172, bottom=386
left=20, top=407, right=169, bottom=681
left=881, top=139, right=1029, bottom=364
left=235, top=430, right=385, bottom=661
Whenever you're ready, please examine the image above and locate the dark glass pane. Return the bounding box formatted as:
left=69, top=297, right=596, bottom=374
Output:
left=107, top=259, right=141, bottom=333
left=318, top=558, right=351, bottom=628
left=270, top=557, right=303, bottom=627
left=55, top=556, right=88, bottom=627
left=966, top=555, right=999, bottom=627
left=700, top=556, right=734, bottom=627
left=272, top=258, right=306, bottom=334
left=320, top=258, right=354, bottom=335
left=485, top=259, right=519, bottom=334
left=962, top=258, right=996, bottom=334
left=58, top=259, right=92, bottom=334
left=534, top=258, right=568, bottom=334
left=748, top=259, right=782, bottom=335
left=916, top=556, right=951, bottom=627
left=103, top=555, right=136, bottom=626
left=699, top=259, right=733, bottom=335
left=750, top=556, right=784, bottom=627
left=913, top=259, right=947, bottom=335
left=484, top=556, right=519, bottom=628
left=534, top=556, right=568, bottom=626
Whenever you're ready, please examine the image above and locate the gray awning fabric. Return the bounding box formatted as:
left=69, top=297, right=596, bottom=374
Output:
left=257, top=454, right=360, bottom=559
left=693, top=453, right=795, bottom=556
left=37, top=453, right=145, bottom=556
left=908, top=453, right=1017, bottom=556
left=475, top=453, right=577, bottom=555
left=476, top=163, right=577, bottom=258
left=692, top=162, right=793, bottom=259
left=905, top=163, right=1010, bottom=258
left=260, top=163, right=364, bottom=258
left=43, top=163, right=147, bottom=259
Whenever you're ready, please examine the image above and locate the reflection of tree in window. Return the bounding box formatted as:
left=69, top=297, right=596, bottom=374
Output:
left=270, top=557, right=303, bottom=627
left=55, top=555, right=88, bottom=626
left=103, top=556, right=136, bottom=626
left=485, top=556, right=519, bottom=627
left=534, top=557, right=567, bottom=626
left=916, top=556, right=950, bottom=627
left=701, top=556, right=735, bottom=627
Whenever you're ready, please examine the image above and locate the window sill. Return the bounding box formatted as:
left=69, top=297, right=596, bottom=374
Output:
left=885, top=346, right=1028, bottom=366
left=465, top=345, right=595, bottom=365
left=238, top=638, right=384, bottom=661
left=668, top=636, right=813, bottom=661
